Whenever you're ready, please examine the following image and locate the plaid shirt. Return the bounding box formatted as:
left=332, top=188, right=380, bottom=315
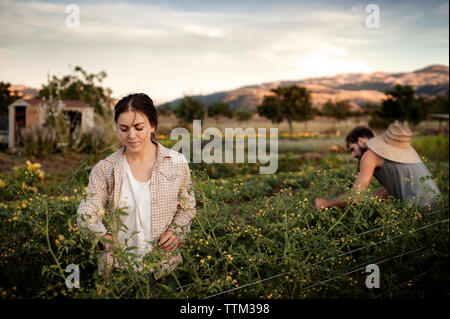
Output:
left=77, top=142, right=196, bottom=278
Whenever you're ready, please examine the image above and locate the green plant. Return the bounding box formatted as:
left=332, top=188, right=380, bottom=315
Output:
left=0, top=154, right=447, bottom=299
left=257, top=85, right=315, bottom=134
left=411, top=135, right=449, bottom=161
left=174, top=96, right=205, bottom=129
left=20, top=125, right=57, bottom=159
left=232, top=109, right=253, bottom=122
left=45, top=100, right=73, bottom=156
left=71, top=126, right=112, bottom=154
left=208, top=102, right=233, bottom=121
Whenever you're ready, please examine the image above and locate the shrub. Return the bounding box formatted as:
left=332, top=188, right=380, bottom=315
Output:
left=20, top=125, right=57, bottom=159
left=71, top=126, right=112, bottom=154
left=368, top=114, right=389, bottom=130
left=412, top=135, right=449, bottom=161
left=233, top=109, right=253, bottom=122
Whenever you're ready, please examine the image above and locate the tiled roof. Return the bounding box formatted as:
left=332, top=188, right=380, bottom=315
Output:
left=22, top=98, right=92, bottom=108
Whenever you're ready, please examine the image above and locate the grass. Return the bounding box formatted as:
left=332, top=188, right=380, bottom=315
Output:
left=411, top=135, right=449, bottom=161
left=157, top=114, right=373, bottom=135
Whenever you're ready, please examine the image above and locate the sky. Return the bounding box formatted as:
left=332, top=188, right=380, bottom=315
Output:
left=0, top=0, right=448, bottom=104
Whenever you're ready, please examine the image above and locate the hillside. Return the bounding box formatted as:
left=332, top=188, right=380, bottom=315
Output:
left=164, top=64, right=449, bottom=111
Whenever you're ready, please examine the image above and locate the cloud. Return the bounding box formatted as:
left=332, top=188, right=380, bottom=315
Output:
left=297, top=53, right=373, bottom=78
left=0, top=0, right=448, bottom=102
left=182, top=25, right=223, bottom=38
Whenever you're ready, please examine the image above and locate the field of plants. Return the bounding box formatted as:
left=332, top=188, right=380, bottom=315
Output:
left=0, top=134, right=448, bottom=299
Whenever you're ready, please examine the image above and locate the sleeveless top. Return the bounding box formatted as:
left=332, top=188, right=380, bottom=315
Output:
left=117, top=155, right=153, bottom=268
left=373, top=159, right=441, bottom=212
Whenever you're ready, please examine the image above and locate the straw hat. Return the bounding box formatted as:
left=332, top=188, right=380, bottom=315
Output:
left=366, top=123, right=422, bottom=164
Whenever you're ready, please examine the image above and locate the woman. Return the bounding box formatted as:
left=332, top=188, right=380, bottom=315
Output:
left=77, top=93, right=196, bottom=279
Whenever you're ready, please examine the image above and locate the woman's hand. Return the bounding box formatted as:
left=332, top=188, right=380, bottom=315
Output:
left=158, top=230, right=180, bottom=252
left=101, top=233, right=118, bottom=257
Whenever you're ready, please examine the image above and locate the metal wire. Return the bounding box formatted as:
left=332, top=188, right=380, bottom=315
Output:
left=202, top=218, right=448, bottom=298
left=300, top=246, right=425, bottom=291
left=177, top=214, right=445, bottom=292
left=371, top=263, right=444, bottom=299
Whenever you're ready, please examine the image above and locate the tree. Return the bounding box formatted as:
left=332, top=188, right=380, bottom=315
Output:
left=378, top=85, right=425, bottom=125
left=157, top=103, right=173, bottom=116
left=207, top=102, right=232, bottom=121
left=0, top=82, right=20, bottom=116
left=173, top=96, right=205, bottom=127
left=322, top=99, right=352, bottom=126
left=233, top=109, right=253, bottom=122
left=419, top=89, right=449, bottom=115
left=38, top=66, right=114, bottom=117
left=257, top=85, right=315, bottom=134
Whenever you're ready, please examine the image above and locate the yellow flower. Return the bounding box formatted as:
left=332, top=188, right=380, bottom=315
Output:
left=0, top=179, right=6, bottom=188
left=58, top=235, right=65, bottom=241
left=207, top=255, right=212, bottom=260
left=200, top=259, right=205, bottom=264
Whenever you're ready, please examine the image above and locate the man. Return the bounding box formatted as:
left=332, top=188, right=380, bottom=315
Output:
left=314, top=123, right=441, bottom=212
left=345, top=126, right=374, bottom=173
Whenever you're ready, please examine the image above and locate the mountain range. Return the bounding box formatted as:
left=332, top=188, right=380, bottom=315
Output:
left=164, top=64, right=449, bottom=111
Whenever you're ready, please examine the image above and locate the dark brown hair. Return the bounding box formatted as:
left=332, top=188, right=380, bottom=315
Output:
left=345, top=126, right=374, bottom=148
left=114, top=93, right=159, bottom=143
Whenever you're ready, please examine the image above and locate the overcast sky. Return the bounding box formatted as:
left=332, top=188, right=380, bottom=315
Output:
left=0, top=0, right=448, bottom=104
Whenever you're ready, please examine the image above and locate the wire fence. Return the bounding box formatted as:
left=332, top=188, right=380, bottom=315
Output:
left=371, top=263, right=443, bottom=299
left=199, top=218, right=448, bottom=298
left=173, top=216, right=448, bottom=296
left=299, top=246, right=425, bottom=292
left=204, top=246, right=426, bottom=299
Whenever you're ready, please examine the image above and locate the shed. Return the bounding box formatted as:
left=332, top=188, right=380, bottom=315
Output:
left=8, top=98, right=94, bottom=149
left=426, top=113, right=449, bottom=133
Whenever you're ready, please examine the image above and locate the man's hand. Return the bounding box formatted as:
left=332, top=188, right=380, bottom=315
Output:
left=158, top=230, right=180, bottom=252
left=314, top=197, right=329, bottom=209
left=313, top=150, right=384, bottom=210
left=372, top=188, right=389, bottom=199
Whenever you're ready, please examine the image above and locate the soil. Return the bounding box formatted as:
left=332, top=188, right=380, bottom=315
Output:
left=0, top=151, right=91, bottom=177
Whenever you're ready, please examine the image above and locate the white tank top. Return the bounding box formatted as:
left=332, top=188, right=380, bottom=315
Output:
left=117, top=156, right=153, bottom=266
